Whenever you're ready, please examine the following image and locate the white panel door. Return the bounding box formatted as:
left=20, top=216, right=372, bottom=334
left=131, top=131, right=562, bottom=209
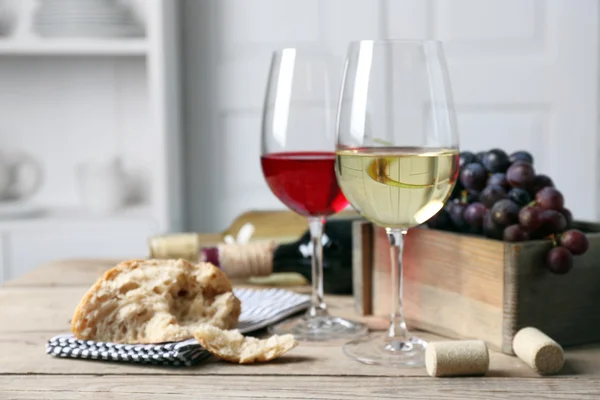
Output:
left=387, top=0, right=599, bottom=221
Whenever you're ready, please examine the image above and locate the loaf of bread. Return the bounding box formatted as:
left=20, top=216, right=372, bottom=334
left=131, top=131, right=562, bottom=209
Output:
left=71, top=259, right=241, bottom=344
left=194, top=324, right=297, bottom=364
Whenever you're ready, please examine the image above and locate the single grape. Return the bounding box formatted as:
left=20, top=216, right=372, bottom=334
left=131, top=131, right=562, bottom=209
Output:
left=487, top=173, right=510, bottom=190
left=509, top=151, right=534, bottom=165
left=480, top=185, right=507, bottom=208
left=460, top=163, right=487, bottom=191
left=535, top=187, right=564, bottom=210
left=529, top=174, right=554, bottom=195
left=482, top=149, right=511, bottom=173
left=426, top=208, right=453, bottom=231
left=508, top=188, right=531, bottom=206
left=506, top=161, right=536, bottom=189
left=459, top=151, right=478, bottom=168
left=560, top=208, right=574, bottom=229
left=475, top=151, right=486, bottom=164
left=464, top=202, right=486, bottom=230
left=491, top=199, right=520, bottom=227
left=518, top=206, right=542, bottom=232
left=503, top=224, right=529, bottom=242
left=448, top=201, right=468, bottom=232
left=546, top=246, right=573, bottom=275
left=483, top=210, right=504, bottom=240
left=537, top=209, right=567, bottom=236
left=560, top=229, right=589, bottom=255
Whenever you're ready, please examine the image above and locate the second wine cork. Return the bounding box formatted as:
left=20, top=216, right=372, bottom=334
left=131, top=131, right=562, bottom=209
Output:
left=512, top=327, right=565, bottom=375
left=425, top=340, right=489, bottom=377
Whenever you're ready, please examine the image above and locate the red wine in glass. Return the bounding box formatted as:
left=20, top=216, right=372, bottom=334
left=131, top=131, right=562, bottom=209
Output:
left=261, top=151, right=348, bottom=217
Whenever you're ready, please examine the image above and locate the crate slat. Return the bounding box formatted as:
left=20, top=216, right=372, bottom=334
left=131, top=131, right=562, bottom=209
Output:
left=353, top=220, right=600, bottom=354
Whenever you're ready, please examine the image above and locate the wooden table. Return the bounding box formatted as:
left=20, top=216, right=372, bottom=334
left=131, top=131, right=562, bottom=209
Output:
left=1, top=259, right=600, bottom=399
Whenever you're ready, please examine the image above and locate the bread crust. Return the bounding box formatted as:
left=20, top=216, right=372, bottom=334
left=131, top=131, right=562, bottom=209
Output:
left=71, top=259, right=241, bottom=344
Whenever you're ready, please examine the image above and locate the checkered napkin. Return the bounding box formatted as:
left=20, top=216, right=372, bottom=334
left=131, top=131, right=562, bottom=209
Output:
left=46, top=288, right=310, bottom=367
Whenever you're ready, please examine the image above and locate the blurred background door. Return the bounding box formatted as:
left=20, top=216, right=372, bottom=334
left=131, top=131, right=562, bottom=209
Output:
left=183, top=0, right=599, bottom=232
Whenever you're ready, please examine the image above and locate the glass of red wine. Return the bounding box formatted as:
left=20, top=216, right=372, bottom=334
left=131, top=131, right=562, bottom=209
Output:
left=260, top=48, right=368, bottom=341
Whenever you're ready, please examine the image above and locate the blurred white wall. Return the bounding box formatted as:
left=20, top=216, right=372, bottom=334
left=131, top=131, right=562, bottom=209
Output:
left=182, top=0, right=600, bottom=233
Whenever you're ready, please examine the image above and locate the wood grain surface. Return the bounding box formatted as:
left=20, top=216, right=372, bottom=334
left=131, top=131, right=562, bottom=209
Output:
left=356, top=221, right=600, bottom=355
left=359, top=224, right=507, bottom=349
left=2, top=376, right=600, bottom=400
left=1, top=258, right=600, bottom=399
left=510, top=238, right=600, bottom=349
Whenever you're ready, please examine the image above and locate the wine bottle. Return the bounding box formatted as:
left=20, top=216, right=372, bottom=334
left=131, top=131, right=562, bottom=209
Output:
left=148, top=218, right=358, bottom=294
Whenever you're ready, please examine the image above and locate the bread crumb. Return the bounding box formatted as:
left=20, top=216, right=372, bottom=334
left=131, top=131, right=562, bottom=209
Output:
left=194, top=324, right=297, bottom=364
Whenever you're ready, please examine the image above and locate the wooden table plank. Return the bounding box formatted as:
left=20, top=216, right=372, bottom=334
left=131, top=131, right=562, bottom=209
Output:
left=0, top=331, right=549, bottom=377
left=1, top=258, right=600, bottom=400
left=2, top=375, right=600, bottom=400
left=3, top=259, right=117, bottom=287
left=0, top=287, right=86, bottom=333
left=0, top=286, right=384, bottom=333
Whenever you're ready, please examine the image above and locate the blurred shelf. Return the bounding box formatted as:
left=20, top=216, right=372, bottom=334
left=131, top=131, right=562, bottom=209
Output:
left=0, top=38, right=148, bottom=56
left=0, top=205, right=158, bottom=231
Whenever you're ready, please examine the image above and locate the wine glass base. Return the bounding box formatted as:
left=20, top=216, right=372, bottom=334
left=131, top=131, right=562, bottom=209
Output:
left=268, top=315, right=368, bottom=342
left=343, top=334, right=426, bottom=367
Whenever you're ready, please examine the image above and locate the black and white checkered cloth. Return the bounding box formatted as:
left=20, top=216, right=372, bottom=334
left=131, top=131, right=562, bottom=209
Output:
left=46, top=288, right=310, bottom=367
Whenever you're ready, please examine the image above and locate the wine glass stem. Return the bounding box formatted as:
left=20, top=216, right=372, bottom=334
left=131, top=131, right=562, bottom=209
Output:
left=386, top=228, right=411, bottom=342
left=307, top=217, right=328, bottom=317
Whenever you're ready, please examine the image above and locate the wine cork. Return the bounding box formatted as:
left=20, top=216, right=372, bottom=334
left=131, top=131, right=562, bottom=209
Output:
left=217, top=241, right=277, bottom=279
left=512, top=327, right=564, bottom=375
left=148, top=233, right=200, bottom=261
left=425, top=340, right=489, bottom=377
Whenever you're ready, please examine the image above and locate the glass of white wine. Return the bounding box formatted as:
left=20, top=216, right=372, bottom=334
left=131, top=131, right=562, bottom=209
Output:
left=335, top=40, right=460, bottom=367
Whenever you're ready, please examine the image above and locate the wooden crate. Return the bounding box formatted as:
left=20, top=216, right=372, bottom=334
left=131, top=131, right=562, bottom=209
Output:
left=353, top=220, right=600, bottom=354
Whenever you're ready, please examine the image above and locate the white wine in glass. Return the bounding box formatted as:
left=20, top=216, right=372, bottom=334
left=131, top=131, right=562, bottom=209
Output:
left=335, top=40, right=460, bottom=367
left=336, top=148, right=458, bottom=228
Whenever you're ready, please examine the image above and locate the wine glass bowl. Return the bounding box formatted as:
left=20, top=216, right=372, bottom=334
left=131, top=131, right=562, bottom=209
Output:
left=260, top=48, right=368, bottom=341
left=335, top=40, right=459, bottom=366
left=335, top=148, right=459, bottom=229
left=261, top=151, right=348, bottom=217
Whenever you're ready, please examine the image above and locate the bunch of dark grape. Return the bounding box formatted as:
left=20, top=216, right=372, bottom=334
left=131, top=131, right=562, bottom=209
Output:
left=427, top=148, right=589, bottom=275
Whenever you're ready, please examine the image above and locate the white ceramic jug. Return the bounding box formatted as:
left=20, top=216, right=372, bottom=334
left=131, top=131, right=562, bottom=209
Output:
left=0, top=152, right=44, bottom=201
left=77, top=156, right=128, bottom=215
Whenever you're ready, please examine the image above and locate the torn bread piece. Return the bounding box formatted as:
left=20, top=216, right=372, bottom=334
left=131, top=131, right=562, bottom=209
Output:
left=71, top=259, right=241, bottom=344
left=194, top=324, right=298, bottom=364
